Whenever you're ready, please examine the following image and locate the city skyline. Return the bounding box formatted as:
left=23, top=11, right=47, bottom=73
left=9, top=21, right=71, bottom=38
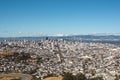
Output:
left=0, top=0, right=120, bottom=37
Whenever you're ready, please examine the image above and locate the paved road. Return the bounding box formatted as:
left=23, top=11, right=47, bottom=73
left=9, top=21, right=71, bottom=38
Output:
left=0, top=73, right=33, bottom=80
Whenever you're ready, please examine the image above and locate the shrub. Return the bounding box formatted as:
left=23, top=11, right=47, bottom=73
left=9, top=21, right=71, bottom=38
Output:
left=75, top=73, right=87, bottom=80
left=90, top=76, right=103, bottom=80
left=62, top=72, right=75, bottom=80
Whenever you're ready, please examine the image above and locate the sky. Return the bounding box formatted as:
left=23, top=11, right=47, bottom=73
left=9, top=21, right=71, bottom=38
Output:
left=0, top=0, right=120, bottom=37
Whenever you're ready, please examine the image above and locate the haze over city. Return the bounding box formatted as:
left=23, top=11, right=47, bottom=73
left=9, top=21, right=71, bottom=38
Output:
left=0, top=0, right=120, bottom=37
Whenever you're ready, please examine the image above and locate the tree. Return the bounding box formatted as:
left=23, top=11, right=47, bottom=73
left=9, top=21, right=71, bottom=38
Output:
left=114, top=75, right=120, bottom=80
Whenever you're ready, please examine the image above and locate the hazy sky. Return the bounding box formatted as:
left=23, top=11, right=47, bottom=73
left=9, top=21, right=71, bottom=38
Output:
left=0, top=0, right=120, bottom=37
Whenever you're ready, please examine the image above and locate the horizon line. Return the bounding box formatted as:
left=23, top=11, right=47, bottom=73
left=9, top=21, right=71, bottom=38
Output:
left=1, top=33, right=120, bottom=38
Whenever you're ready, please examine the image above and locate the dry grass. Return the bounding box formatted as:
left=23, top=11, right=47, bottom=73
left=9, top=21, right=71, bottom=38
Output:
left=0, top=77, right=13, bottom=80
left=43, top=76, right=63, bottom=80
left=0, top=73, right=32, bottom=80
left=0, top=51, right=14, bottom=56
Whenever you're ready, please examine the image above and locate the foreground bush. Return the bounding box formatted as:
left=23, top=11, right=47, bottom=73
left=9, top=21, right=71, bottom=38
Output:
left=62, top=72, right=103, bottom=80
left=62, top=72, right=75, bottom=80
left=89, top=76, right=103, bottom=80
left=75, top=73, right=87, bottom=80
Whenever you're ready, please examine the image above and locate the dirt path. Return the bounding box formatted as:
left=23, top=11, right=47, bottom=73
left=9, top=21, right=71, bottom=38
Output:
left=43, top=76, right=63, bottom=80
left=0, top=73, right=32, bottom=80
